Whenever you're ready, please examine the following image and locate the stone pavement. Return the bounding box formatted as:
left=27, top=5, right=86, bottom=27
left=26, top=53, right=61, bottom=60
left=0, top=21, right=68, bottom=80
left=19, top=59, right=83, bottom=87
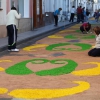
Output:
left=0, top=20, right=77, bottom=52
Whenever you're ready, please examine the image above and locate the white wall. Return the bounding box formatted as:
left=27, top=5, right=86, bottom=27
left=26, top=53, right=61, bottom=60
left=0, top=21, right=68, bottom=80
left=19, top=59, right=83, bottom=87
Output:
left=63, top=0, right=68, bottom=12
left=44, top=0, right=82, bottom=14
left=0, top=0, right=6, bottom=25
left=50, top=0, right=54, bottom=12
left=45, top=0, right=49, bottom=12
left=44, top=0, right=70, bottom=14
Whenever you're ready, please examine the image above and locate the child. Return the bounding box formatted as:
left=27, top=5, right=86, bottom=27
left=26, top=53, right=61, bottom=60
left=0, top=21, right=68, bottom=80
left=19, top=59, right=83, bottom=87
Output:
left=80, top=22, right=92, bottom=34
left=88, top=26, right=100, bottom=57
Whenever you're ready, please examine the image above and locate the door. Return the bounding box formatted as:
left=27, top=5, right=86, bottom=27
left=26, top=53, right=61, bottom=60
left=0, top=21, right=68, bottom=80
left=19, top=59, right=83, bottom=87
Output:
left=33, top=0, right=44, bottom=28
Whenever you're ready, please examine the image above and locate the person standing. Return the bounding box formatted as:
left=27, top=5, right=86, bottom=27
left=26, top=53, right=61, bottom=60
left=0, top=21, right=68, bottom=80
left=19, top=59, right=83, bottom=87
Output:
left=54, top=8, right=62, bottom=26
left=94, top=10, right=100, bottom=22
left=6, top=7, right=21, bottom=52
left=88, top=26, right=100, bottom=57
left=69, top=6, right=76, bottom=22
left=86, top=9, right=90, bottom=22
left=77, top=6, right=82, bottom=23
left=81, top=7, right=86, bottom=23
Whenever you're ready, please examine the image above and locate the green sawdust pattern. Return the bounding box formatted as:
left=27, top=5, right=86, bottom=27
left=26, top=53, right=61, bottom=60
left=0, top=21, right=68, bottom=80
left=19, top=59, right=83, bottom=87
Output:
left=5, top=59, right=49, bottom=75
left=5, top=59, right=35, bottom=75
left=64, top=35, right=95, bottom=39
left=46, top=43, right=92, bottom=51
left=35, top=59, right=78, bottom=76
left=64, top=35, right=77, bottom=39
left=82, top=35, right=95, bottom=39
left=5, top=59, right=77, bottom=76
left=76, top=30, right=81, bottom=33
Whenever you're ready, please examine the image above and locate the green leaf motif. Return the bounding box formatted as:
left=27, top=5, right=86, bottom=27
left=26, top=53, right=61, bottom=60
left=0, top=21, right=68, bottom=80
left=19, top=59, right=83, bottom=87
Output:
left=5, top=59, right=78, bottom=76
left=46, top=43, right=92, bottom=51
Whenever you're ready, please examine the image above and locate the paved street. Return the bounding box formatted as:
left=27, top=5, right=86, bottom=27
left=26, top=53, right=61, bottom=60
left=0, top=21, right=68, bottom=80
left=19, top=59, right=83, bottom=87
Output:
left=0, top=19, right=100, bottom=100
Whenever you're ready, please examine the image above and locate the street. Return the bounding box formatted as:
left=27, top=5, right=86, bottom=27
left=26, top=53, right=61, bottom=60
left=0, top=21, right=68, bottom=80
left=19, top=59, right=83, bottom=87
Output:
left=0, top=22, right=100, bottom=100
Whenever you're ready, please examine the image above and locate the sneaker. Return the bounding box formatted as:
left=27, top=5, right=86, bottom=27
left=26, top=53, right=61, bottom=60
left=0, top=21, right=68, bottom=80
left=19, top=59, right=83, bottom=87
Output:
left=10, top=49, right=19, bottom=52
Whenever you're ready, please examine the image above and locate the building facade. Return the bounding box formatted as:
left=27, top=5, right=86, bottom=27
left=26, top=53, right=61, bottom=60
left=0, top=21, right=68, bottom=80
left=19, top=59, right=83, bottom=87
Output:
left=0, top=0, right=99, bottom=38
left=0, top=0, right=7, bottom=38
left=0, top=0, right=32, bottom=38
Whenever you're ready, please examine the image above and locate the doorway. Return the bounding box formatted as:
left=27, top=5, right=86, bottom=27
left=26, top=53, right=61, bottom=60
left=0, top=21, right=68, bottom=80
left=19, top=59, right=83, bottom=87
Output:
left=33, top=0, right=44, bottom=28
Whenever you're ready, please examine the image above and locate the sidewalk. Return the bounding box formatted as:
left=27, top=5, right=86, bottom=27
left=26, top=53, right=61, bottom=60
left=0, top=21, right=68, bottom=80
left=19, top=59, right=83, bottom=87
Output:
left=0, top=21, right=77, bottom=52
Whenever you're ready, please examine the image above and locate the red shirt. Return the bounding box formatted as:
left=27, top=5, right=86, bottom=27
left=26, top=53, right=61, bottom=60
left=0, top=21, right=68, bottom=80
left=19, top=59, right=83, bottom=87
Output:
left=82, top=23, right=88, bottom=28
left=77, top=7, right=82, bottom=14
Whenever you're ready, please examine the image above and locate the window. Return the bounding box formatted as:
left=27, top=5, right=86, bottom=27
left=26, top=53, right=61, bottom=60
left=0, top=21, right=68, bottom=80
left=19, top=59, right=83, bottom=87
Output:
left=18, top=0, right=24, bottom=17
left=10, top=0, right=29, bottom=18
left=11, top=0, right=24, bottom=17
left=11, top=0, right=18, bottom=9
left=11, top=1, right=15, bottom=7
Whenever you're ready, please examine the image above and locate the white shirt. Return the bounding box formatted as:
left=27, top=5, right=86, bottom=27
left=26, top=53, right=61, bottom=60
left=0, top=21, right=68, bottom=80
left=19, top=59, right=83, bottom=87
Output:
left=70, top=8, right=76, bottom=14
left=6, top=10, right=21, bottom=28
left=95, top=34, right=100, bottom=48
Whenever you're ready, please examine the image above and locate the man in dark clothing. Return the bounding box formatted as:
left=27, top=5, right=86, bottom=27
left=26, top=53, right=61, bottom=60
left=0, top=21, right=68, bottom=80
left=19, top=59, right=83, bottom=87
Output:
left=81, top=7, right=85, bottom=23
left=69, top=6, right=76, bottom=22
left=77, top=6, right=82, bottom=23
left=86, top=9, right=90, bottom=22
left=54, top=8, right=62, bottom=26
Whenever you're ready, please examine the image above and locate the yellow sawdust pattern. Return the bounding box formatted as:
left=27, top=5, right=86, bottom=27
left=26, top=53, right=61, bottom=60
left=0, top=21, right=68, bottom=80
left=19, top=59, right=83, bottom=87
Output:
left=48, top=35, right=64, bottom=38
left=23, top=44, right=49, bottom=51
left=0, top=67, right=5, bottom=71
left=0, top=88, right=8, bottom=94
left=8, top=81, right=90, bottom=99
left=72, top=62, right=100, bottom=76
